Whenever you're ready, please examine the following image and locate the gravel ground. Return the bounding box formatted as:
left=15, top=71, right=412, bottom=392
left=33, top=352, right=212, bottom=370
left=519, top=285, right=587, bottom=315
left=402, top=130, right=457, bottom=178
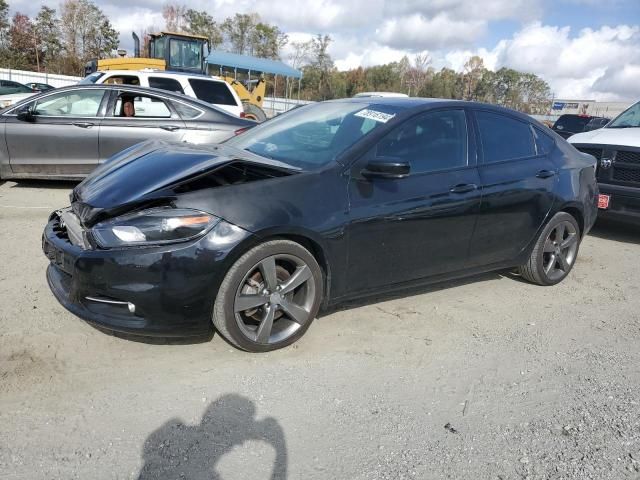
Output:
left=0, top=179, right=639, bottom=480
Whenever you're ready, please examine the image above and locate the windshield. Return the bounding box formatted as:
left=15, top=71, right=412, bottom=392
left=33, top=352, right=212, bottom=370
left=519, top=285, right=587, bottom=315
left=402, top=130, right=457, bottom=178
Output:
left=226, top=102, right=404, bottom=170
left=608, top=102, right=640, bottom=128
left=79, top=72, right=105, bottom=84
left=169, top=38, right=202, bottom=70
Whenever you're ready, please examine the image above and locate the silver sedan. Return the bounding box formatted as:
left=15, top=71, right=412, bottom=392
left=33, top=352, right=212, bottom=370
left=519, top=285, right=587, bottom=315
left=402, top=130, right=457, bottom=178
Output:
left=0, top=84, right=254, bottom=180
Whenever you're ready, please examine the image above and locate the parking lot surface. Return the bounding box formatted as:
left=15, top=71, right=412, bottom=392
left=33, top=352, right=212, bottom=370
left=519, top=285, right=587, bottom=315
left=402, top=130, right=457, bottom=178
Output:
left=1, top=179, right=639, bottom=480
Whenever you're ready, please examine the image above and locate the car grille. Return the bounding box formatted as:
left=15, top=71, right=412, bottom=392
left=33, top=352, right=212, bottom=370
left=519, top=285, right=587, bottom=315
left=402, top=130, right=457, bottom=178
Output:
left=576, top=147, right=640, bottom=186
left=576, top=147, right=602, bottom=161
left=616, top=150, right=640, bottom=165
left=612, top=167, right=640, bottom=184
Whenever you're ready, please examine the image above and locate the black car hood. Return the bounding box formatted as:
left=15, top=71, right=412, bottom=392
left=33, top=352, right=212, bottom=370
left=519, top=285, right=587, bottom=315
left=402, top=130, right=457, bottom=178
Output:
left=71, top=140, right=298, bottom=226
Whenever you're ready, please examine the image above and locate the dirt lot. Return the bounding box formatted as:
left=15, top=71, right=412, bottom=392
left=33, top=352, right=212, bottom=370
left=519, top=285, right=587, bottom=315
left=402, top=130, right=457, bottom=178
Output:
left=0, top=179, right=639, bottom=480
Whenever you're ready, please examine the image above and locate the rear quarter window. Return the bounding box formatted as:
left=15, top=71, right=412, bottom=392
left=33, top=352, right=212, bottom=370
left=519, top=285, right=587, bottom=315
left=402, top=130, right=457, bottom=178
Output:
left=533, top=127, right=555, bottom=155
left=188, top=79, right=238, bottom=106
left=172, top=101, right=203, bottom=120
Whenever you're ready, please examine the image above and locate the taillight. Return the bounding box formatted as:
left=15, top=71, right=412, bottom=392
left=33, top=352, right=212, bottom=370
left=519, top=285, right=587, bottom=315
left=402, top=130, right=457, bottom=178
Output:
left=234, top=127, right=249, bottom=136
left=239, top=112, right=247, bottom=118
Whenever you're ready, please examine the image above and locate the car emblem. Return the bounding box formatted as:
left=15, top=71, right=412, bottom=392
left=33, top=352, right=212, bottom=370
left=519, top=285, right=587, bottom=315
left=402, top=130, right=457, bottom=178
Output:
left=600, top=150, right=616, bottom=170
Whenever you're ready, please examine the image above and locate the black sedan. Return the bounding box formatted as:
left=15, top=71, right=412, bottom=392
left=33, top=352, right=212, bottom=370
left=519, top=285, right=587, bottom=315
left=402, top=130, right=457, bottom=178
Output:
left=42, top=98, right=599, bottom=352
left=0, top=84, right=254, bottom=180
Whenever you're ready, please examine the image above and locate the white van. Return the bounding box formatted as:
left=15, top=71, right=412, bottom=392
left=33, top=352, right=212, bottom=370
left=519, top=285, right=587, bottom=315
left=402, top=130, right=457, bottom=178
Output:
left=80, top=70, right=244, bottom=118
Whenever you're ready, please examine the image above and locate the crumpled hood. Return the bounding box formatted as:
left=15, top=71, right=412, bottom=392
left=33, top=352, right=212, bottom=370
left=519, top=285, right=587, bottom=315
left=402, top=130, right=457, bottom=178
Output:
left=71, top=140, right=297, bottom=225
left=569, top=127, right=640, bottom=148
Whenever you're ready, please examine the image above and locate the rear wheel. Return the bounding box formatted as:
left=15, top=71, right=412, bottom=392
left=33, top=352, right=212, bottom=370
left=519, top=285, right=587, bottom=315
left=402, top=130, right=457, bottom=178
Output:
left=518, top=212, right=581, bottom=286
left=213, top=240, right=323, bottom=352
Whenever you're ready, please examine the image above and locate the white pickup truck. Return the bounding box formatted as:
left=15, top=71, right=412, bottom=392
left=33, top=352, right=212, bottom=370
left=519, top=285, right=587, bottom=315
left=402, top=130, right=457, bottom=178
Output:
left=569, top=100, right=640, bottom=225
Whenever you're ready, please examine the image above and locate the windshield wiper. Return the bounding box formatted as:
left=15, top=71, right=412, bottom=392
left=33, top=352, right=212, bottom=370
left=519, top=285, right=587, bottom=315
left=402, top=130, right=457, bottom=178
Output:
left=608, top=125, right=637, bottom=129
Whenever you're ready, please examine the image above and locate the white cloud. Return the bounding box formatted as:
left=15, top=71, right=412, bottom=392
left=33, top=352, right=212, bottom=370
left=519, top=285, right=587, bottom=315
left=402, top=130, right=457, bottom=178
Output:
left=592, top=64, right=640, bottom=100
left=384, top=0, right=540, bottom=22
left=492, top=23, right=640, bottom=100
left=378, top=13, right=486, bottom=50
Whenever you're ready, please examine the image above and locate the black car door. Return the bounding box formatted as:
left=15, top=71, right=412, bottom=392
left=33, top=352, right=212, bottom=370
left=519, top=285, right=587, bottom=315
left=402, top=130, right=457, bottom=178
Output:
left=346, top=108, right=482, bottom=293
left=468, top=109, right=558, bottom=267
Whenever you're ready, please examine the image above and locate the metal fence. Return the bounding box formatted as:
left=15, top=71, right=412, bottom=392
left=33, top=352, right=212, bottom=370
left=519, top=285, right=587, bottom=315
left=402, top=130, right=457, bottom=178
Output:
left=262, top=97, right=314, bottom=117
left=0, top=68, right=81, bottom=87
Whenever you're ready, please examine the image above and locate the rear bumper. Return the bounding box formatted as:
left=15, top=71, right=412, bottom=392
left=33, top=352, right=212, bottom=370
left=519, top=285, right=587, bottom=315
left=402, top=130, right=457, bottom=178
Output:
left=597, top=183, right=640, bottom=226
left=42, top=214, right=253, bottom=337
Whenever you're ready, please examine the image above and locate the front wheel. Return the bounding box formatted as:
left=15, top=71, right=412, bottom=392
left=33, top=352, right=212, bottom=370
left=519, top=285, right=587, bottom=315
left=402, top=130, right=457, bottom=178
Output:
left=213, top=240, right=323, bottom=352
left=518, top=212, right=581, bottom=286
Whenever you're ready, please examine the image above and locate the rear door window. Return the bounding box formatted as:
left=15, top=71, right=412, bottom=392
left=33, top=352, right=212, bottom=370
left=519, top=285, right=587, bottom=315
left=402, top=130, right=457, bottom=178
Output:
left=476, top=111, right=535, bottom=163
left=113, top=93, right=172, bottom=118
left=149, top=77, right=185, bottom=94
left=188, top=79, right=237, bottom=106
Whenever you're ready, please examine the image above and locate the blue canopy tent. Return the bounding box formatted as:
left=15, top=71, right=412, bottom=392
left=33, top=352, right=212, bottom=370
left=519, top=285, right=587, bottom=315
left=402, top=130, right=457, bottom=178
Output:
left=206, top=51, right=302, bottom=79
left=206, top=51, right=303, bottom=106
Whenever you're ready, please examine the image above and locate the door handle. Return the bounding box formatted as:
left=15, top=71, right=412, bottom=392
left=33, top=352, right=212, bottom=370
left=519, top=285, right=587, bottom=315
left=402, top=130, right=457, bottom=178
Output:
left=73, top=122, right=94, bottom=129
left=449, top=183, right=478, bottom=194
left=536, top=170, right=556, bottom=179
left=160, top=125, right=180, bottom=132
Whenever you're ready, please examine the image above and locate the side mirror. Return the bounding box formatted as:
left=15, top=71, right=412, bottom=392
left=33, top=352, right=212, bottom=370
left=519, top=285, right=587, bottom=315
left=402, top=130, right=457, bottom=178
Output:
left=361, top=157, right=410, bottom=179
left=16, top=107, right=35, bottom=122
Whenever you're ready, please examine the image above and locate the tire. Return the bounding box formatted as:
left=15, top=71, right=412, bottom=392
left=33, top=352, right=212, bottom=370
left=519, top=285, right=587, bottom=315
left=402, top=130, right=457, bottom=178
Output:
left=213, top=240, right=323, bottom=352
left=242, top=102, right=267, bottom=122
left=518, top=212, right=581, bottom=286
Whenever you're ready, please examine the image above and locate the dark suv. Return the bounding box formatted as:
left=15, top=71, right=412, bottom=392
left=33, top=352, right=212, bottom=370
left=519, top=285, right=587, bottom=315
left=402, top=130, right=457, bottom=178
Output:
left=552, top=114, right=608, bottom=139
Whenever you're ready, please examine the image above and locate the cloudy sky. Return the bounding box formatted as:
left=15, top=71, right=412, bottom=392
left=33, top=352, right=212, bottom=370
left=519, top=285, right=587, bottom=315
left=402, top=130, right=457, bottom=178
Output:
left=7, top=0, right=640, bottom=101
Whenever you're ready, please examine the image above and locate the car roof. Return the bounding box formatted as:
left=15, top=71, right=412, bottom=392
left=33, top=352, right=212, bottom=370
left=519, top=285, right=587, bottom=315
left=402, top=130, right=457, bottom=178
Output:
left=326, top=97, right=541, bottom=123
left=95, top=69, right=225, bottom=82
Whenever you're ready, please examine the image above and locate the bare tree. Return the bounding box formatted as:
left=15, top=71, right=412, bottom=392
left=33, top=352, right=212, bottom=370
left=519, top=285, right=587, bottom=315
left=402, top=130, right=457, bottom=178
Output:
left=162, top=3, right=187, bottom=32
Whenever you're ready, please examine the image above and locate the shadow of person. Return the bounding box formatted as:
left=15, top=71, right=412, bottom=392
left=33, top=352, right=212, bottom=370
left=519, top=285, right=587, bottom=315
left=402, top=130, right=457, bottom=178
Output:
left=137, top=394, right=287, bottom=480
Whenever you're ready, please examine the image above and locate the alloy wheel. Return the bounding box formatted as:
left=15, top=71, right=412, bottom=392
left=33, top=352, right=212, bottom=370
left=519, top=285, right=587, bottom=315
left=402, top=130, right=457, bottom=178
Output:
left=233, top=254, right=316, bottom=345
left=542, top=220, right=579, bottom=281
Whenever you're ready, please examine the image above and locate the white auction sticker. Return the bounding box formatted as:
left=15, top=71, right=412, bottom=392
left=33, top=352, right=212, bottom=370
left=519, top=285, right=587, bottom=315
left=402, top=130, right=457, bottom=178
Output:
left=354, top=109, right=396, bottom=123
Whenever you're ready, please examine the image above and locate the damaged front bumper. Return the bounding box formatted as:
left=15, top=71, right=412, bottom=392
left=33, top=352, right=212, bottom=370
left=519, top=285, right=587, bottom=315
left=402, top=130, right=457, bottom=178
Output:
left=42, top=211, right=253, bottom=337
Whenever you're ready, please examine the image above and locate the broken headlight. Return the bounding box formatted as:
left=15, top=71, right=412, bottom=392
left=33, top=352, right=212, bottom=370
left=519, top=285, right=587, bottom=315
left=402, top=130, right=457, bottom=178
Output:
left=92, top=208, right=219, bottom=248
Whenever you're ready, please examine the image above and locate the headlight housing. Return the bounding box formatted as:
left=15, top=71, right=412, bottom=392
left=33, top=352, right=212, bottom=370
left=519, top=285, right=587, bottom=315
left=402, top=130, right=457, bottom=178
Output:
left=91, top=208, right=219, bottom=248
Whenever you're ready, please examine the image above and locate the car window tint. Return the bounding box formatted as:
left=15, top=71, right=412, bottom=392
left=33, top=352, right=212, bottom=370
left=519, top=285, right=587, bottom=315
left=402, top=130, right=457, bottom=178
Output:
left=376, top=109, right=468, bottom=173
left=476, top=111, right=535, bottom=162
left=149, top=77, right=185, bottom=94
left=533, top=127, right=555, bottom=155
left=113, top=94, right=171, bottom=118
left=172, top=101, right=202, bottom=119
left=188, top=79, right=237, bottom=106
left=34, top=90, right=105, bottom=117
